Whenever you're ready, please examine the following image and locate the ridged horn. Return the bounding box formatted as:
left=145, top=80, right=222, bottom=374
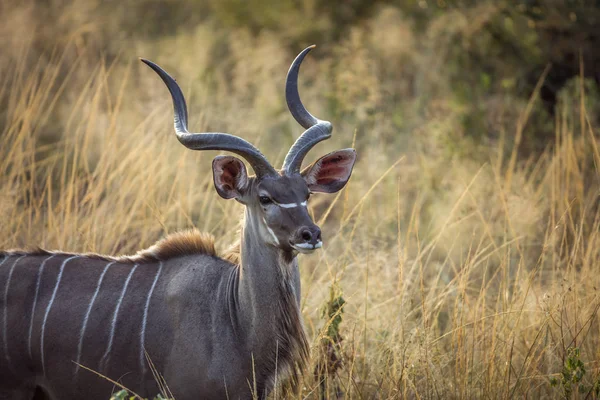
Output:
left=141, top=59, right=277, bottom=177
left=282, top=46, right=333, bottom=174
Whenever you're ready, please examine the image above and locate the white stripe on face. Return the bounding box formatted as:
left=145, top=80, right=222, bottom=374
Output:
left=99, top=264, right=138, bottom=372
left=272, top=200, right=308, bottom=209
left=140, top=262, right=163, bottom=376
left=29, top=254, right=57, bottom=359
left=3, top=255, right=26, bottom=369
left=274, top=201, right=298, bottom=208
left=260, top=192, right=308, bottom=209
left=41, top=255, right=80, bottom=376
left=75, top=260, right=117, bottom=375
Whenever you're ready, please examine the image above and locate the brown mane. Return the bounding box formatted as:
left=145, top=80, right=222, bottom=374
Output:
left=0, top=229, right=222, bottom=264
left=222, top=240, right=241, bottom=265
left=124, top=229, right=217, bottom=262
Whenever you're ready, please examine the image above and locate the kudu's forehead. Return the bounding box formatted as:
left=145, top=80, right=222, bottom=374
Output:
left=257, top=175, right=309, bottom=203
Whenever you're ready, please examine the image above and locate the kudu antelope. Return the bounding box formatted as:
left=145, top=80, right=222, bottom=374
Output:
left=0, top=46, right=356, bottom=399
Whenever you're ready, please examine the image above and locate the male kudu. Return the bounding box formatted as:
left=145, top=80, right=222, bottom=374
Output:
left=0, top=46, right=356, bottom=399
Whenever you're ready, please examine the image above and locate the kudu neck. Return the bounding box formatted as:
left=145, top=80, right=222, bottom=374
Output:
left=231, top=208, right=308, bottom=391
left=235, top=208, right=302, bottom=326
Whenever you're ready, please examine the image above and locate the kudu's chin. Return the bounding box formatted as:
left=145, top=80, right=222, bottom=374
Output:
left=290, top=241, right=323, bottom=254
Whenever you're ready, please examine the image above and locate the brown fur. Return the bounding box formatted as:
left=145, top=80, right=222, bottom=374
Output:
left=125, top=229, right=217, bottom=262
left=0, top=229, right=218, bottom=264
left=222, top=240, right=241, bottom=265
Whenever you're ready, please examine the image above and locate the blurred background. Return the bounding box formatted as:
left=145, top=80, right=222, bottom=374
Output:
left=1, top=0, right=600, bottom=398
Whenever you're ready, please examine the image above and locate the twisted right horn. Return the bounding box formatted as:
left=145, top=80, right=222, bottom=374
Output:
left=141, top=59, right=277, bottom=177
left=282, top=46, right=333, bottom=175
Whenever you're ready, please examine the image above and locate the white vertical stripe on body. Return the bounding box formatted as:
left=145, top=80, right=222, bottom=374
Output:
left=28, top=254, right=57, bottom=359
left=139, top=262, right=163, bottom=375
left=74, top=260, right=117, bottom=375
left=99, top=264, right=138, bottom=372
left=40, top=255, right=79, bottom=376
left=0, top=256, right=9, bottom=268
left=2, top=255, right=26, bottom=368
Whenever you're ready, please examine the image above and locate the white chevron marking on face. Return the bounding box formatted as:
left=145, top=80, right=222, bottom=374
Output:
left=41, top=255, right=80, bottom=376
left=140, top=262, right=163, bottom=376
left=74, top=260, right=117, bottom=375
left=28, top=254, right=57, bottom=359
left=3, top=255, right=26, bottom=369
left=99, top=264, right=138, bottom=372
left=263, top=218, right=280, bottom=245
left=275, top=201, right=298, bottom=208
left=272, top=200, right=307, bottom=208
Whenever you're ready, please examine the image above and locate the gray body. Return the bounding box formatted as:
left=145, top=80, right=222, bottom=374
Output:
left=0, top=46, right=357, bottom=399
left=0, top=215, right=304, bottom=399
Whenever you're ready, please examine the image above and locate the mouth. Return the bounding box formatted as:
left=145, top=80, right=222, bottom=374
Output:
left=290, top=241, right=323, bottom=254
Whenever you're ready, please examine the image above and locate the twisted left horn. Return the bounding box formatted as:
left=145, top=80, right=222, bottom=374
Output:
left=141, top=59, right=277, bottom=177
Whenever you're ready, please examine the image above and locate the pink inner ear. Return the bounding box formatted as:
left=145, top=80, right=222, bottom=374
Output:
left=213, top=156, right=247, bottom=198
left=219, top=164, right=237, bottom=187
left=315, top=164, right=349, bottom=185
left=316, top=154, right=354, bottom=181
left=304, top=149, right=356, bottom=193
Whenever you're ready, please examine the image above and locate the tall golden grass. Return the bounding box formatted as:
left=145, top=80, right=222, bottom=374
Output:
left=1, top=2, right=600, bottom=398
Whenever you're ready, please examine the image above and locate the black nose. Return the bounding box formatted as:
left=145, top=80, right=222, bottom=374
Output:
left=299, top=226, right=321, bottom=245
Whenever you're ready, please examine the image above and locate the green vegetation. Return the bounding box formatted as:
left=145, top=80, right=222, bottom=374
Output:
left=550, top=347, right=600, bottom=399
left=314, top=284, right=346, bottom=398
left=1, top=0, right=599, bottom=398
left=110, top=390, right=169, bottom=400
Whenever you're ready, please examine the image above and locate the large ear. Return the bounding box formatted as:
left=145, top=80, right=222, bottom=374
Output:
left=301, top=149, right=356, bottom=193
left=212, top=155, right=249, bottom=199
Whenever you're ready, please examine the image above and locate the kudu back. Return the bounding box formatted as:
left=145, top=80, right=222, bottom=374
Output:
left=0, top=46, right=356, bottom=400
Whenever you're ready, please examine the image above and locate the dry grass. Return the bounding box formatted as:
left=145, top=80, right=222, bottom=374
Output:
left=1, top=2, right=600, bottom=398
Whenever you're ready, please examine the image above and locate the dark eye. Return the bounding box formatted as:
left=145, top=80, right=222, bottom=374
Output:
left=259, top=196, right=272, bottom=205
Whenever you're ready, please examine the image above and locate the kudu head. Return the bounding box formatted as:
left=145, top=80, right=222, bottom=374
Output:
left=142, top=46, right=356, bottom=254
